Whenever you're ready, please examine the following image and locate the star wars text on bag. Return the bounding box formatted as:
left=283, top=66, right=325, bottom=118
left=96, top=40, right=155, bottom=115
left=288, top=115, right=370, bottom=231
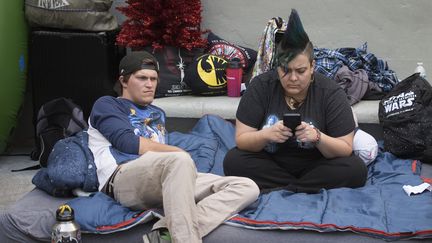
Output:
left=378, top=73, right=432, bottom=163
left=381, top=91, right=416, bottom=117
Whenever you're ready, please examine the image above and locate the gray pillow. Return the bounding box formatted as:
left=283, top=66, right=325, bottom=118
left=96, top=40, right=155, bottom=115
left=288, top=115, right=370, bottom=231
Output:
left=0, top=188, right=152, bottom=242
left=0, top=188, right=67, bottom=242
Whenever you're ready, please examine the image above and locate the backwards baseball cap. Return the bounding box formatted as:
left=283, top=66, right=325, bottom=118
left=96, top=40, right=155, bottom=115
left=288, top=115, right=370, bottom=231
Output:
left=119, top=51, right=160, bottom=76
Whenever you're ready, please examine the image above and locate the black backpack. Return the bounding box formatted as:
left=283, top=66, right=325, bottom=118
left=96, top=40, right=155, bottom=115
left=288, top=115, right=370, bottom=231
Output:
left=31, top=97, right=88, bottom=167
left=378, top=73, right=432, bottom=163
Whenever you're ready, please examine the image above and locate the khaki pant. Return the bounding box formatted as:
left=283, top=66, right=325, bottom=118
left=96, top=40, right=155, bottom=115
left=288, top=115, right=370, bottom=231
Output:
left=112, top=151, right=259, bottom=243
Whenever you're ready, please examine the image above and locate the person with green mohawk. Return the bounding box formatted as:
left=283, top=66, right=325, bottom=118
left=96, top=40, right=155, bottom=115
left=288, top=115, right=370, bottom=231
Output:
left=224, top=9, right=367, bottom=194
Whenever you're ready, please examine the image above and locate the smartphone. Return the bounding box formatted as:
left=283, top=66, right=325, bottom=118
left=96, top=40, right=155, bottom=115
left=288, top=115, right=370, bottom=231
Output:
left=283, top=113, right=301, bottom=131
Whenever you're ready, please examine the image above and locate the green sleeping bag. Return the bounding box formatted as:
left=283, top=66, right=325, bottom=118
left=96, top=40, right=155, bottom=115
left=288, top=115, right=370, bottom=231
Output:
left=0, top=1, right=27, bottom=152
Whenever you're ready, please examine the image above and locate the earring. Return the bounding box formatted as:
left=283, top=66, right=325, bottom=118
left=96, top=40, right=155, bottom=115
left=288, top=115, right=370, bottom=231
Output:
left=310, top=73, right=315, bottom=83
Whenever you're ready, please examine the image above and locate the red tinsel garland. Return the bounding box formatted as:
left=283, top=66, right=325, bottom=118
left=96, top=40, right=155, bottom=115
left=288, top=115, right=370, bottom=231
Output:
left=117, top=0, right=207, bottom=50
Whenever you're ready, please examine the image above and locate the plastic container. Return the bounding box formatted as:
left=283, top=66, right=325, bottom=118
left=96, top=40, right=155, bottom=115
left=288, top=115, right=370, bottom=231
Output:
left=414, top=62, right=427, bottom=79
left=226, top=58, right=243, bottom=97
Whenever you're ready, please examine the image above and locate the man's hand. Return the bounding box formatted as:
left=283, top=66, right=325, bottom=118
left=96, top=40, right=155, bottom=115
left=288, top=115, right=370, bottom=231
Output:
left=139, top=137, right=185, bottom=154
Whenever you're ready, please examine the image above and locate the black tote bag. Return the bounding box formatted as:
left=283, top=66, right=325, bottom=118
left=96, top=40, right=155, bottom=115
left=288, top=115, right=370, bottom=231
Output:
left=378, top=73, right=432, bottom=163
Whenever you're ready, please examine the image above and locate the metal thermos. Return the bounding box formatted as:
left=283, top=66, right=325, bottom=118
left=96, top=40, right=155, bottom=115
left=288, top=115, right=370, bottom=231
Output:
left=51, top=204, right=82, bottom=243
left=226, top=58, right=243, bottom=97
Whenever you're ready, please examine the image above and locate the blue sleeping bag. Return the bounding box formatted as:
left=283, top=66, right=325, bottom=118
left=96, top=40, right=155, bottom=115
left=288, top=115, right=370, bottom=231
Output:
left=33, top=115, right=432, bottom=240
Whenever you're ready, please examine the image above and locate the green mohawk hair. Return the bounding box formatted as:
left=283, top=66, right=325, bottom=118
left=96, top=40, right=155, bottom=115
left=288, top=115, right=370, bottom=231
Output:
left=276, top=9, right=312, bottom=66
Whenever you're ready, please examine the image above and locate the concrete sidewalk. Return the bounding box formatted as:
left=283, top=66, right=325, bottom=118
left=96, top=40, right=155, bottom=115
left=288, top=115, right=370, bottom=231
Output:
left=0, top=148, right=38, bottom=211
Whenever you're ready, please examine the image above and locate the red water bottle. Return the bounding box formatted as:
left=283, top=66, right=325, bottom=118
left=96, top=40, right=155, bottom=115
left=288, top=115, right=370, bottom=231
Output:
left=226, top=58, right=243, bottom=97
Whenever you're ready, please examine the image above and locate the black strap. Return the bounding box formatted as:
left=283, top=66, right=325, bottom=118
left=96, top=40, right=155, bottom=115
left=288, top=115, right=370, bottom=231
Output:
left=11, top=164, right=41, bottom=172
left=0, top=154, right=41, bottom=171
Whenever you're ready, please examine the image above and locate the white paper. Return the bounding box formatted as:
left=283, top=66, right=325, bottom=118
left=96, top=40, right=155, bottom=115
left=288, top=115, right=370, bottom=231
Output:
left=403, top=182, right=432, bottom=196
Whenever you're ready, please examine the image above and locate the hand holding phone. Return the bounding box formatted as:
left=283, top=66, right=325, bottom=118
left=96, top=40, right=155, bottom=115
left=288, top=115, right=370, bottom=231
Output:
left=283, top=113, right=301, bottom=131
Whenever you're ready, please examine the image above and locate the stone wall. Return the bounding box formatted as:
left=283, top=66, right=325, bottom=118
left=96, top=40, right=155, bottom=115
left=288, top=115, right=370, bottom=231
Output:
left=111, top=0, right=432, bottom=81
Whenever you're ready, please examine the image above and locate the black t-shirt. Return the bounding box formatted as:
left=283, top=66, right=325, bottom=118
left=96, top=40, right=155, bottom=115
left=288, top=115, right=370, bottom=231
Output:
left=237, top=70, right=355, bottom=161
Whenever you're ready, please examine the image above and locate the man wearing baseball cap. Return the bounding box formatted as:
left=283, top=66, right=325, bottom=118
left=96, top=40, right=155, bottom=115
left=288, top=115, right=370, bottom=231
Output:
left=87, top=51, right=259, bottom=243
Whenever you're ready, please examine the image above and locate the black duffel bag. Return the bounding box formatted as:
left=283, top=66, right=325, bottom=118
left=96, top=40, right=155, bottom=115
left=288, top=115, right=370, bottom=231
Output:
left=378, top=73, right=432, bottom=163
